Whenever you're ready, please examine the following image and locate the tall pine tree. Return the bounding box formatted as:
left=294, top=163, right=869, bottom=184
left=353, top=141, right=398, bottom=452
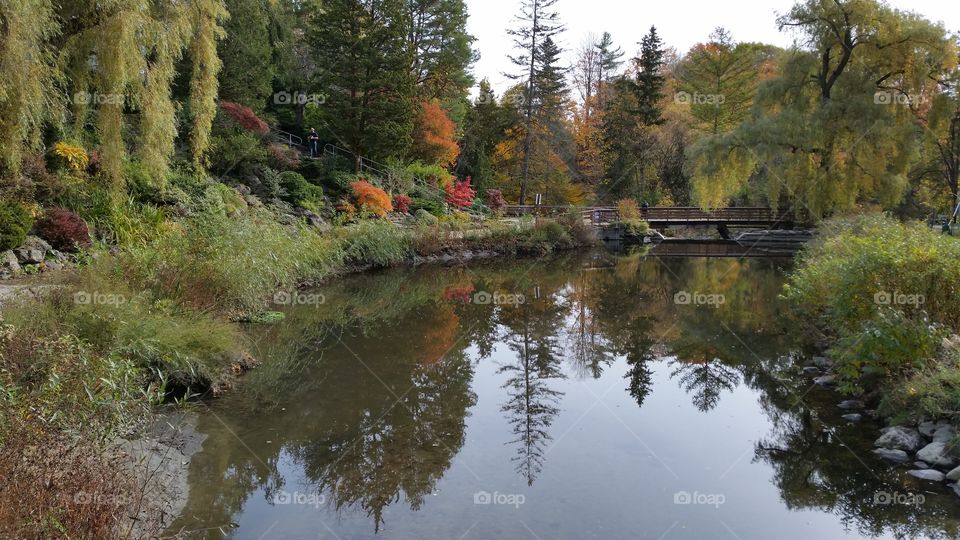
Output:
left=507, top=0, right=563, bottom=204
left=309, top=0, right=416, bottom=166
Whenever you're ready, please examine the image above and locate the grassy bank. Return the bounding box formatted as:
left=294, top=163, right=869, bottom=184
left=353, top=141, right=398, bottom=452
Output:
left=0, top=184, right=593, bottom=537
left=784, top=214, right=960, bottom=422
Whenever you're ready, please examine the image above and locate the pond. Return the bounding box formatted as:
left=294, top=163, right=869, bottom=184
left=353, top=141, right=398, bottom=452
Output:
left=168, top=248, right=960, bottom=539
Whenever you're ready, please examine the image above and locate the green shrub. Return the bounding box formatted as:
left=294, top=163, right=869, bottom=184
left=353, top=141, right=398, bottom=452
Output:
left=829, top=309, right=945, bottom=395
left=621, top=218, right=650, bottom=236
left=209, top=132, right=269, bottom=177
left=0, top=201, right=34, bottom=251
left=278, top=171, right=325, bottom=212
left=525, top=221, right=572, bottom=251
left=785, top=214, right=960, bottom=333
left=336, top=220, right=412, bottom=267
left=409, top=196, right=445, bottom=217
left=414, top=208, right=439, bottom=226
left=785, top=214, right=960, bottom=401
left=881, top=349, right=960, bottom=423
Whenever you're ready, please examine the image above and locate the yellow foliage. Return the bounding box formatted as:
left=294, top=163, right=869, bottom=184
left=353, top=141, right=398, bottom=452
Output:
left=53, top=142, right=89, bottom=171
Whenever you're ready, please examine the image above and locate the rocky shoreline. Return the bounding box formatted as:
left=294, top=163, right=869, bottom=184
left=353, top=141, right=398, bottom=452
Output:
left=802, top=353, right=960, bottom=497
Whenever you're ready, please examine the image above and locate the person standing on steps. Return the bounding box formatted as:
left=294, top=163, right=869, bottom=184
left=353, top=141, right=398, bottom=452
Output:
left=307, top=128, right=319, bottom=158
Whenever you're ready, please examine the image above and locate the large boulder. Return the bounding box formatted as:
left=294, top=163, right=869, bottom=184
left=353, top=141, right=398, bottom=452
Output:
left=933, top=425, right=957, bottom=443
left=875, top=426, right=924, bottom=452
left=0, top=250, right=21, bottom=278
left=919, top=421, right=938, bottom=438
left=872, top=448, right=910, bottom=464
left=908, top=469, right=946, bottom=482
left=13, top=235, right=51, bottom=264
left=945, top=465, right=960, bottom=482
left=916, top=442, right=957, bottom=468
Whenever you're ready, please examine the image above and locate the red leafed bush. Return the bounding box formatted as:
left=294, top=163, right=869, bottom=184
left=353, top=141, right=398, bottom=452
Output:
left=485, top=189, right=506, bottom=215
left=393, top=194, right=412, bottom=214
left=220, top=101, right=270, bottom=134
left=445, top=177, right=476, bottom=210
left=351, top=181, right=393, bottom=217
left=35, top=208, right=92, bottom=251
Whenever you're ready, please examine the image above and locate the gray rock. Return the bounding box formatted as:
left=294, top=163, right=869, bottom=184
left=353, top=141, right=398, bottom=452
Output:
left=946, top=465, right=960, bottom=482
left=1, top=250, right=21, bottom=278
left=933, top=426, right=957, bottom=443
left=14, top=248, right=44, bottom=264
left=46, top=248, right=68, bottom=263
left=919, top=421, right=937, bottom=438
left=914, top=461, right=930, bottom=469
left=814, top=375, right=837, bottom=386
left=875, top=426, right=924, bottom=452
left=916, top=442, right=957, bottom=468
left=802, top=366, right=821, bottom=376
left=842, top=413, right=862, bottom=423
left=908, top=469, right=946, bottom=482
left=838, top=400, right=864, bottom=410
left=43, top=260, right=63, bottom=272
left=873, top=448, right=910, bottom=463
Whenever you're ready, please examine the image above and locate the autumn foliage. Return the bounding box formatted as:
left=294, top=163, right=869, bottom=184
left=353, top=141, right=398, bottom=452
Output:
left=411, top=100, right=460, bottom=165
left=393, top=194, right=412, bottom=214
left=444, top=177, right=476, bottom=210
left=220, top=101, right=270, bottom=134
left=35, top=208, right=92, bottom=251
left=485, top=189, right=506, bottom=215
left=351, top=181, right=393, bottom=216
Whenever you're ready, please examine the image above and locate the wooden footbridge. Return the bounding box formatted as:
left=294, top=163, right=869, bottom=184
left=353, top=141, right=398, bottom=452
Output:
left=505, top=206, right=803, bottom=234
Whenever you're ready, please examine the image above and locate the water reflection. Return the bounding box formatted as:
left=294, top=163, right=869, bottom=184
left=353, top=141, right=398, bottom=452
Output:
left=168, top=252, right=960, bottom=539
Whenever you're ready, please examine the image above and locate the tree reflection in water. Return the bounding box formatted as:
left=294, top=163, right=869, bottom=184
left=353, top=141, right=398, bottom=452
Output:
left=167, top=253, right=960, bottom=539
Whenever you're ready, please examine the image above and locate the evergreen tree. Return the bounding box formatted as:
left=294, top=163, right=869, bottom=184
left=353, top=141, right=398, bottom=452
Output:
left=507, top=0, right=564, bottom=204
left=633, top=26, right=666, bottom=126
left=407, top=0, right=477, bottom=101
left=308, top=0, right=416, bottom=166
left=594, top=31, right=624, bottom=106
left=218, top=0, right=274, bottom=111
left=456, top=79, right=517, bottom=191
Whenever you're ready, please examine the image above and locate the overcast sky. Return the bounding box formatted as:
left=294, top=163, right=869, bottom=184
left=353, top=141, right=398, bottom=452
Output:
left=465, top=0, right=960, bottom=95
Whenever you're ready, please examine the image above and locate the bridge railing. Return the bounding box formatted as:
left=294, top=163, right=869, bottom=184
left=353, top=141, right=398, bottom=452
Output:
left=502, top=205, right=800, bottom=226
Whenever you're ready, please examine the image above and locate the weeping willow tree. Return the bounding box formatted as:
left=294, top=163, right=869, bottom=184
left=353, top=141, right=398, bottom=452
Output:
left=0, top=0, right=60, bottom=182
left=688, top=0, right=957, bottom=217
left=1, top=0, right=228, bottom=188
left=189, top=0, right=228, bottom=169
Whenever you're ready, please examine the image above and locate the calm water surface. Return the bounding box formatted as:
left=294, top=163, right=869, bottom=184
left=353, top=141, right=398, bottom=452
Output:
left=169, top=249, right=960, bottom=539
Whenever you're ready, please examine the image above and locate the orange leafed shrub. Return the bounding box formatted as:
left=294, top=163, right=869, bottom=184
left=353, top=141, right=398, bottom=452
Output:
left=412, top=100, right=460, bottom=165
left=350, top=181, right=393, bottom=217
